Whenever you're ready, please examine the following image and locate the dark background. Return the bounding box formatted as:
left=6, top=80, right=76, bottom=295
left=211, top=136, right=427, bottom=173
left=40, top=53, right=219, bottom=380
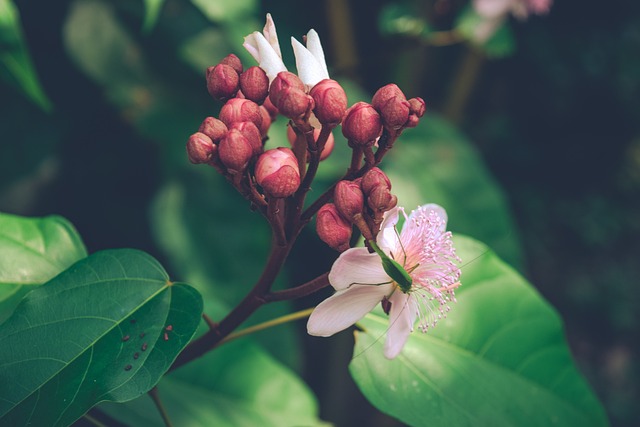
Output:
left=1, top=0, right=638, bottom=425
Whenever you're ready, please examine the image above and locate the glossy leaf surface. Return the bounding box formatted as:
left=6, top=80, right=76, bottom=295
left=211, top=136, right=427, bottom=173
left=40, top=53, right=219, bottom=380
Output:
left=0, top=249, right=202, bottom=426
left=350, top=235, right=608, bottom=427
left=0, top=213, right=87, bottom=322
left=100, top=339, right=325, bottom=427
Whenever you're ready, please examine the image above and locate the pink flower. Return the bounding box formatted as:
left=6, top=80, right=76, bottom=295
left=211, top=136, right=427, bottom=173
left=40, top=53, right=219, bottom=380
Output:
left=472, top=0, right=552, bottom=43
left=307, top=204, right=461, bottom=359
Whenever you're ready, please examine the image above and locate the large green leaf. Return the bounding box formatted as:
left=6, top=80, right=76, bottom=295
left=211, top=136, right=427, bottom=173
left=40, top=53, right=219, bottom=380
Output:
left=100, top=339, right=326, bottom=426
left=385, top=115, right=523, bottom=268
left=0, top=212, right=87, bottom=322
left=0, top=0, right=52, bottom=110
left=349, top=235, right=608, bottom=427
left=0, top=249, right=203, bottom=426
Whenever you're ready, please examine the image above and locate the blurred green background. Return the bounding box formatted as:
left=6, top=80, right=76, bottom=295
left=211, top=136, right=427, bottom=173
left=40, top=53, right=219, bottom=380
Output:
left=1, top=0, right=638, bottom=426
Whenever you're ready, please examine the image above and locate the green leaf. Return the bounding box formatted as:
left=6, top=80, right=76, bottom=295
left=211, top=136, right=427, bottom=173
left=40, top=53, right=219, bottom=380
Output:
left=0, top=249, right=203, bottom=426
left=100, top=339, right=326, bottom=426
left=141, top=0, right=165, bottom=33
left=0, top=212, right=87, bottom=322
left=385, top=115, right=523, bottom=268
left=349, top=235, right=609, bottom=427
left=0, top=0, right=52, bottom=110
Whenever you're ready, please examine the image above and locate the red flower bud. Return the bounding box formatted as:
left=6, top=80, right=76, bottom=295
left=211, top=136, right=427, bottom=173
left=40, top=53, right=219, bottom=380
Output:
left=220, top=53, right=243, bottom=74
left=367, top=186, right=397, bottom=212
left=206, top=64, right=239, bottom=101
left=372, top=84, right=406, bottom=107
left=316, top=203, right=352, bottom=252
left=219, top=98, right=263, bottom=130
left=279, top=89, right=315, bottom=119
left=240, top=66, right=269, bottom=104
left=408, top=97, right=426, bottom=118
left=361, top=167, right=392, bottom=194
left=186, top=132, right=215, bottom=164
left=342, top=102, right=382, bottom=146
left=198, top=117, right=228, bottom=142
left=230, top=121, right=262, bottom=156
left=404, top=97, right=426, bottom=128
left=255, top=148, right=300, bottom=198
left=286, top=126, right=335, bottom=161
left=262, top=96, right=279, bottom=121
left=218, top=129, right=253, bottom=173
left=334, top=180, right=364, bottom=220
left=258, top=106, right=272, bottom=137
left=269, top=71, right=305, bottom=107
left=310, top=79, right=348, bottom=125
left=372, top=84, right=410, bottom=130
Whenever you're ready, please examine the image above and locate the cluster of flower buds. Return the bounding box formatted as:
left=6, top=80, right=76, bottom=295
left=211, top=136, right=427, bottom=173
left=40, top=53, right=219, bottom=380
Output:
left=186, top=51, right=351, bottom=214
left=341, top=84, right=425, bottom=150
left=316, top=167, right=397, bottom=251
left=187, top=14, right=427, bottom=249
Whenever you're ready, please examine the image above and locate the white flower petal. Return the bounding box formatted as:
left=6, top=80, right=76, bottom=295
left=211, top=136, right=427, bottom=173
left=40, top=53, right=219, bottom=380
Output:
left=307, top=284, right=391, bottom=337
left=253, top=32, right=287, bottom=83
left=384, top=292, right=416, bottom=359
left=328, top=247, right=391, bottom=291
left=291, top=37, right=328, bottom=90
left=243, top=32, right=261, bottom=63
left=304, top=29, right=329, bottom=79
left=377, top=207, right=402, bottom=256
left=263, top=13, right=282, bottom=58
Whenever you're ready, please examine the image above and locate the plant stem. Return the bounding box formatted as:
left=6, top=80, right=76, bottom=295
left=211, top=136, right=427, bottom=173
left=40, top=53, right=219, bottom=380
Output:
left=149, top=387, right=173, bottom=427
left=265, top=272, right=330, bottom=302
left=170, top=241, right=292, bottom=371
left=220, top=307, right=315, bottom=345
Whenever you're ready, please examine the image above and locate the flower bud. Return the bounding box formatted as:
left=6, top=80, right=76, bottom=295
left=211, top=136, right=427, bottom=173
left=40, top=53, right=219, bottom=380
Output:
left=269, top=71, right=305, bottom=107
left=258, top=106, right=272, bottom=137
left=262, top=96, right=279, bottom=121
left=367, top=186, right=397, bottom=212
left=219, top=98, right=263, bottom=130
left=255, top=148, right=300, bottom=198
left=230, top=121, right=262, bottom=156
left=275, top=88, right=314, bottom=120
left=240, top=66, right=269, bottom=104
left=316, top=203, right=352, bottom=252
left=408, top=97, right=426, bottom=118
left=372, top=84, right=410, bottom=130
left=341, top=102, right=382, bottom=146
left=405, top=97, right=426, bottom=128
left=372, top=84, right=406, bottom=107
left=218, top=129, right=253, bottom=173
left=220, top=53, right=243, bottom=74
left=206, top=64, right=240, bottom=101
left=198, top=117, right=228, bottom=142
left=186, top=132, right=215, bottom=164
left=286, top=126, right=335, bottom=161
left=334, top=180, right=364, bottom=221
left=361, top=167, right=392, bottom=195
left=310, top=79, right=348, bottom=125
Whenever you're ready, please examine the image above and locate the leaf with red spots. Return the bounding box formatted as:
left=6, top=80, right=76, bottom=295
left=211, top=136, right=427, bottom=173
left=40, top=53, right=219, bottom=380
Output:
left=0, top=249, right=202, bottom=426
